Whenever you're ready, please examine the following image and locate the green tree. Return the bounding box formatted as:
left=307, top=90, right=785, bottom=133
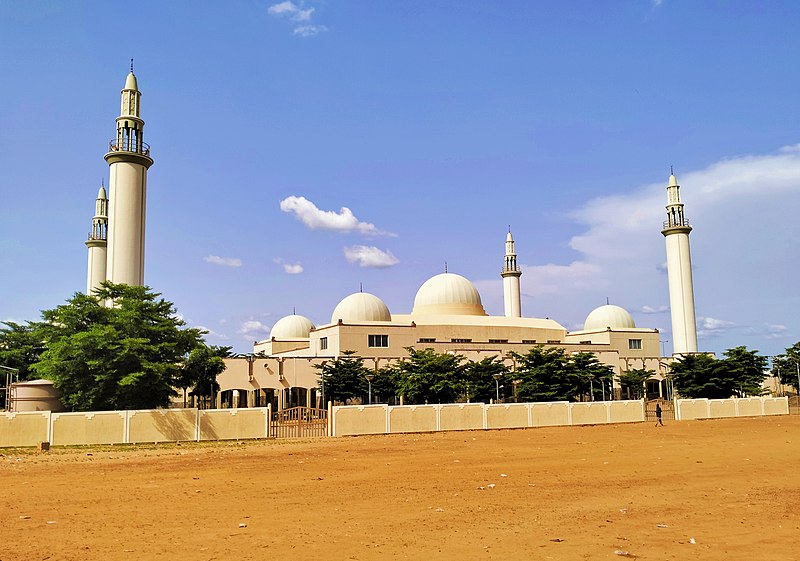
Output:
left=33, top=282, right=204, bottom=411
left=315, top=351, right=371, bottom=405
left=391, top=347, right=466, bottom=404
left=0, top=321, right=46, bottom=381
left=671, top=347, right=768, bottom=399
left=510, top=347, right=613, bottom=402
left=618, top=368, right=654, bottom=399
left=179, top=344, right=231, bottom=408
left=464, top=355, right=510, bottom=402
left=772, top=341, right=800, bottom=392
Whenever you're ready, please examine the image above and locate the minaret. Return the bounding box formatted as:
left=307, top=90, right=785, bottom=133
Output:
left=104, top=62, right=154, bottom=286
left=501, top=228, right=522, bottom=317
left=661, top=170, right=698, bottom=354
left=85, top=183, right=108, bottom=294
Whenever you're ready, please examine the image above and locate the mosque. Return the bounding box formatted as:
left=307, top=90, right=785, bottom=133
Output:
left=86, top=69, right=700, bottom=411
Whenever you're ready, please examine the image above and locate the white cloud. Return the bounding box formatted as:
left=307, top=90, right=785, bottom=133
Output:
left=641, top=305, right=669, bottom=314
left=652, top=0, right=664, bottom=7
left=521, top=261, right=604, bottom=297
left=237, top=320, right=271, bottom=339
left=204, top=255, right=242, bottom=267
left=293, top=24, right=327, bottom=36
left=283, top=263, right=304, bottom=274
left=279, top=195, right=393, bottom=236
left=343, top=245, right=400, bottom=268
left=268, top=1, right=327, bottom=36
left=195, top=325, right=229, bottom=340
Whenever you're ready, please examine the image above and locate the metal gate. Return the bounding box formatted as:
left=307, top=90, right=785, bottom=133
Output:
left=270, top=406, right=328, bottom=438
left=789, top=396, right=800, bottom=416
left=645, top=399, right=674, bottom=422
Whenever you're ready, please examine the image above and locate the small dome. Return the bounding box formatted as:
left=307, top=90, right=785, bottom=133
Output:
left=97, top=185, right=107, bottom=200
left=584, top=304, right=636, bottom=330
left=124, top=71, right=139, bottom=91
left=668, top=173, right=678, bottom=187
left=270, top=314, right=315, bottom=339
left=412, top=273, right=487, bottom=316
left=331, top=292, right=391, bottom=323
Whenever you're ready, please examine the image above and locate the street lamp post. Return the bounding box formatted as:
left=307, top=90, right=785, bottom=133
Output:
left=493, top=373, right=502, bottom=402
left=366, top=373, right=375, bottom=405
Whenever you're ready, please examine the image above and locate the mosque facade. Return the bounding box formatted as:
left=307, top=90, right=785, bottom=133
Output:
left=84, top=70, right=699, bottom=410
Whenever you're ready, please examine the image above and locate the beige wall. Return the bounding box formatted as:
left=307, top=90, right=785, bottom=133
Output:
left=486, top=404, right=529, bottom=429
left=199, top=408, right=268, bottom=440
left=0, top=412, right=49, bottom=447
left=675, top=397, right=789, bottom=420
left=530, top=402, right=570, bottom=426
left=570, top=402, right=610, bottom=425
left=389, top=405, right=438, bottom=433
left=332, top=405, right=388, bottom=436
left=51, top=411, right=126, bottom=445
left=128, top=409, right=197, bottom=443
left=439, top=404, right=484, bottom=431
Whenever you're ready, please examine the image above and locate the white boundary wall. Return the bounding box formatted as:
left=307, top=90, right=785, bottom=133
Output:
left=333, top=396, right=790, bottom=437
left=675, top=396, right=789, bottom=421
left=0, top=407, right=273, bottom=448
left=332, top=399, right=646, bottom=437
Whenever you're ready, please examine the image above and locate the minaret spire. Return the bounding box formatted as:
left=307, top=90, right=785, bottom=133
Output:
left=501, top=228, right=522, bottom=317
left=85, top=183, right=108, bottom=294
left=105, top=66, right=154, bottom=287
left=661, top=170, right=698, bottom=354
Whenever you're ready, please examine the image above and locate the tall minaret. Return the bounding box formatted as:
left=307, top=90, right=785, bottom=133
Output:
left=85, top=183, right=108, bottom=294
left=105, top=62, right=154, bottom=286
left=501, top=228, right=522, bottom=317
left=661, top=170, right=698, bottom=354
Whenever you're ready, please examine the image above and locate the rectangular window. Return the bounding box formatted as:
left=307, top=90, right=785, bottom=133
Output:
left=628, top=339, right=642, bottom=350
left=451, top=338, right=472, bottom=343
left=522, top=340, right=536, bottom=344
left=579, top=340, right=592, bottom=345
left=368, top=334, right=389, bottom=348
left=547, top=340, right=560, bottom=344
left=418, top=338, right=436, bottom=343
left=488, top=339, right=508, bottom=344
left=320, top=337, right=328, bottom=350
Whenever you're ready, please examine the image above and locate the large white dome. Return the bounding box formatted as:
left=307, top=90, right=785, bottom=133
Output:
left=584, top=304, right=636, bottom=330
left=270, top=314, right=315, bottom=339
left=412, top=273, right=487, bottom=316
left=331, top=292, right=391, bottom=323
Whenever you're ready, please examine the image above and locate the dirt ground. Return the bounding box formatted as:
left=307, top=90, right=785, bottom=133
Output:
left=1, top=416, right=798, bottom=561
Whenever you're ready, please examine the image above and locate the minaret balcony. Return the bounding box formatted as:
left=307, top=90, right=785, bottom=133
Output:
left=108, top=139, right=151, bottom=156
left=663, top=219, right=691, bottom=229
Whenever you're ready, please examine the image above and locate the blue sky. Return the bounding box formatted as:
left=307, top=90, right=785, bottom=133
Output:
left=1, top=1, right=799, bottom=357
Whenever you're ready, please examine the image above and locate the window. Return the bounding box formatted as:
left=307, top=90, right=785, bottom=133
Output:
left=368, top=334, right=389, bottom=348
left=451, top=338, right=472, bottom=343
left=320, top=337, right=328, bottom=350
left=629, top=339, right=642, bottom=350
left=522, top=340, right=536, bottom=344
left=418, top=338, right=436, bottom=343
left=547, top=340, right=560, bottom=344
left=488, top=339, right=508, bottom=344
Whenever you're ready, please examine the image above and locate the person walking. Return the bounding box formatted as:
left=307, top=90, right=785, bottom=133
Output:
left=655, top=403, right=664, bottom=427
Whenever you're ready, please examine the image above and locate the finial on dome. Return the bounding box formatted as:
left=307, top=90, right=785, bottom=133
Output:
left=606, top=296, right=609, bottom=305
left=359, top=282, right=363, bottom=292
left=292, top=306, right=296, bottom=315
left=444, top=261, right=448, bottom=273
left=130, top=58, right=134, bottom=73
left=508, top=224, right=511, bottom=233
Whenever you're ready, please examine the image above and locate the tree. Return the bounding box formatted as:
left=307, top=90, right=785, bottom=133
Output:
left=33, top=282, right=204, bottom=411
left=315, top=351, right=371, bottom=405
left=179, top=344, right=231, bottom=408
left=464, top=356, right=511, bottom=402
left=671, top=347, right=768, bottom=399
left=772, top=341, right=800, bottom=392
left=510, top=347, right=614, bottom=402
left=618, top=368, right=654, bottom=399
left=391, top=347, right=466, bottom=404
left=0, top=321, right=46, bottom=381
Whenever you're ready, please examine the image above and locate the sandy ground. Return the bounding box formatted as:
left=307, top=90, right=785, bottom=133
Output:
left=1, top=416, right=798, bottom=561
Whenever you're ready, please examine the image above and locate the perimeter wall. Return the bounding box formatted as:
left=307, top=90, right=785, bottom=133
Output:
left=0, top=396, right=790, bottom=446
left=331, top=396, right=788, bottom=437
